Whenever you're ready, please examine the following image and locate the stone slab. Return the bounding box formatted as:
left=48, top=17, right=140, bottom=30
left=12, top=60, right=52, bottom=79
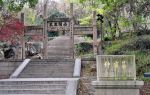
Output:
left=92, top=81, right=144, bottom=95
left=0, top=78, right=79, bottom=82
left=92, top=81, right=144, bottom=88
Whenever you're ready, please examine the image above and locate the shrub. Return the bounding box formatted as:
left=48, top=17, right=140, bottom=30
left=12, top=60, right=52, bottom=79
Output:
left=123, top=35, right=150, bottom=50
left=104, top=36, right=112, bottom=41
left=134, top=36, right=150, bottom=50
left=136, top=29, right=150, bottom=36
left=104, top=35, right=150, bottom=77
left=75, top=42, right=93, bottom=55
left=47, top=31, right=58, bottom=37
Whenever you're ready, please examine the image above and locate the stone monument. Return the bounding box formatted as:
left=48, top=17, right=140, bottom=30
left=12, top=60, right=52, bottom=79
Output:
left=92, top=55, right=144, bottom=95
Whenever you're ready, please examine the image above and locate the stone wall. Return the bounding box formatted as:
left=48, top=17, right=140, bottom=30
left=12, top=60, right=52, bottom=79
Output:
left=0, top=60, right=22, bottom=79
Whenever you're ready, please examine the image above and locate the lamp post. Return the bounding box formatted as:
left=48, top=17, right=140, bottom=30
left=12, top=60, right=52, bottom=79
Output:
left=97, top=14, right=104, bottom=55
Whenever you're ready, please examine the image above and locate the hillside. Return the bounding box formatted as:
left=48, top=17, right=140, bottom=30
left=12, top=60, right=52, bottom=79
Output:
left=104, top=32, right=150, bottom=78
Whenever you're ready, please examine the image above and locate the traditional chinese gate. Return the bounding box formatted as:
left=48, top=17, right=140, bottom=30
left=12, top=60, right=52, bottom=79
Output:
left=22, top=3, right=98, bottom=59
left=46, top=17, right=74, bottom=59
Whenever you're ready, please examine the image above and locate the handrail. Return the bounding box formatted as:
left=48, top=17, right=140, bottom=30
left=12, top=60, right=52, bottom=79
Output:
left=10, top=59, right=31, bottom=78
left=73, top=58, right=81, bottom=77
left=65, top=80, right=79, bottom=95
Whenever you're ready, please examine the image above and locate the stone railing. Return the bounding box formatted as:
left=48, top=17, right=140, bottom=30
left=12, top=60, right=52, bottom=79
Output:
left=10, top=59, right=31, bottom=78
left=73, top=58, right=81, bottom=77
left=96, top=55, right=136, bottom=81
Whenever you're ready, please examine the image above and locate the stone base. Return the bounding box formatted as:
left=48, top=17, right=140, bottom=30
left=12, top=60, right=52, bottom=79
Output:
left=92, top=81, right=144, bottom=95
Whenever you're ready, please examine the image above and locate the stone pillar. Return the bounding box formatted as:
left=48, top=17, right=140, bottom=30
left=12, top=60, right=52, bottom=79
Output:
left=21, top=13, right=25, bottom=59
left=70, top=3, right=74, bottom=59
left=93, top=11, right=97, bottom=56
left=43, top=2, right=48, bottom=59
left=98, top=22, right=103, bottom=55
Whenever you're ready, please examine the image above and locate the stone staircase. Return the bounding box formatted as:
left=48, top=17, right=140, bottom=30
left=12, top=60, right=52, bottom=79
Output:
left=0, top=58, right=79, bottom=95
left=0, top=78, right=78, bottom=95
left=47, top=36, right=72, bottom=59
left=0, top=36, right=81, bottom=95
left=18, top=59, right=75, bottom=78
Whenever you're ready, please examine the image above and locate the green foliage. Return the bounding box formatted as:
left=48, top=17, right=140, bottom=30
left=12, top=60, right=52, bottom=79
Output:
left=96, top=8, right=105, bottom=14
left=104, top=34, right=150, bottom=77
left=83, top=36, right=92, bottom=42
left=140, top=77, right=150, bottom=82
left=0, top=0, right=3, bottom=6
left=66, top=0, right=80, bottom=3
left=48, top=10, right=66, bottom=19
left=122, top=35, right=150, bottom=50
left=136, top=29, right=150, bottom=36
left=47, top=10, right=66, bottom=37
left=1, top=0, right=38, bottom=12
left=79, top=16, right=92, bottom=25
left=118, top=17, right=131, bottom=28
left=75, top=42, right=93, bottom=55
left=24, top=8, right=36, bottom=25
left=104, top=39, right=129, bottom=54
left=104, top=36, right=112, bottom=41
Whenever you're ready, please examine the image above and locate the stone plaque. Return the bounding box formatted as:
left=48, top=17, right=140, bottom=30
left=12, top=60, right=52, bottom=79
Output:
left=96, top=55, right=136, bottom=80
left=47, top=26, right=70, bottom=31
left=74, top=26, right=93, bottom=35
left=47, top=19, right=70, bottom=31
left=25, top=26, right=43, bottom=36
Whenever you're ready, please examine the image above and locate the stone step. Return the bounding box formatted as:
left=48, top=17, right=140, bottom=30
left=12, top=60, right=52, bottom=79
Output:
left=47, top=50, right=71, bottom=53
left=48, top=42, right=71, bottom=46
left=0, top=78, right=79, bottom=95
left=0, top=89, right=65, bottom=94
left=25, top=63, right=74, bottom=66
left=19, top=73, right=73, bottom=78
left=0, top=67, right=17, bottom=71
left=22, top=67, right=73, bottom=71
left=0, top=86, right=66, bottom=90
left=20, top=72, right=73, bottom=76
left=21, top=69, right=73, bottom=73
left=22, top=64, right=74, bottom=70
left=27, top=62, right=74, bottom=65
left=0, top=83, right=66, bottom=88
left=30, top=59, right=74, bottom=62
left=0, top=79, right=67, bottom=94
left=48, top=52, right=71, bottom=55
left=0, top=71, right=14, bottom=75
left=47, top=46, right=71, bottom=50
left=20, top=72, right=73, bottom=75
left=47, top=55, right=71, bottom=59
left=0, top=81, right=67, bottom=85
left=19, top=59, right=74, bottom=78
left=0, top=64, right=18, bottom=67
left=0, top=94, right=65, bottom=95
left=49, top=41, right=70, bottom=43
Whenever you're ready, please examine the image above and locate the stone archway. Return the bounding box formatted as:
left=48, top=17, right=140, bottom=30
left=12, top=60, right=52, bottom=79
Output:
left=22, top=3, right=98, bottom=59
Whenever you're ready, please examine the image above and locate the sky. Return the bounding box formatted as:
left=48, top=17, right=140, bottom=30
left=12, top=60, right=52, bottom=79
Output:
left=52, top=0, right=61, bottom=2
